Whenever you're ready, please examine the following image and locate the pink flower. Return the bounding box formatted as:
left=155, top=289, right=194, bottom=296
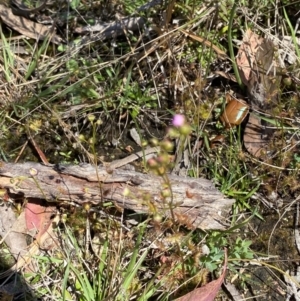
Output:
left=172, top=114, right=185, bottom=127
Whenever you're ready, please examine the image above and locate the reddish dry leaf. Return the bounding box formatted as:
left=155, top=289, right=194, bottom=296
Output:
left=0, top=5, right=62, bottom=44
left=174, top=249, right=228, bottom=301
left=236, top=29, right=261, bottom=85
left=0, top=193, right=54, bottom=263
left=25, top=199, right=56, bottom=242
left=236, top=29, right=280, bottom=108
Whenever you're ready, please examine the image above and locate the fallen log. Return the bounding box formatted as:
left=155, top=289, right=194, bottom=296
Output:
left=0, top=161, right=234, bottom=230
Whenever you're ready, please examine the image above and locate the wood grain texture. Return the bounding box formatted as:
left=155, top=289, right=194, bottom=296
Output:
left=0, top=162, right=234, bottom=230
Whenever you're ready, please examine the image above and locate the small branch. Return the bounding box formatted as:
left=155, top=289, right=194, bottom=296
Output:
left=0, top=161, right=234, bottom=230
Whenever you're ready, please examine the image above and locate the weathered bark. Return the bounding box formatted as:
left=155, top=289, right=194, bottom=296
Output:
left=0, top=162, right=234, bottom=230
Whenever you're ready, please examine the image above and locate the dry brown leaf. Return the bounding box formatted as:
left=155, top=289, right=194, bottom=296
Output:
left=174, top=249, right=227, bottom=301
left=0, top=197, right=56, bottom=278
left=214, top=70, right=237, bottom=82
left=248, top=40, right=280, bottom=109
left=0, top=206, right=28, bottom=260
left=236, top=29, right=261, bottom=85
left=0, top=214, right=59, bottom=279
left=243, top=114, right=265, bottom=158
left=0, top=5, right=62, bottom=44
left=236, top=29, right=281, bottom=157
left=236, top=29, right=281, bottom=108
